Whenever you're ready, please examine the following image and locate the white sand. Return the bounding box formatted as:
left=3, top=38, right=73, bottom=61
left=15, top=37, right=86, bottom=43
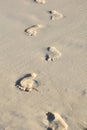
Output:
left=0, top=0, right=87, bottom=130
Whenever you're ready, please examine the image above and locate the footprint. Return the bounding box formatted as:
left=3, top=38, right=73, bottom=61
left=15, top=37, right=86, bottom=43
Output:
left=34, top=0, right=46, bottom=4
left=48, top=10, right=63, bottom=21
left=15, top=73, right=39, bottom=92
left=24, top=24, right=43, bottom=36
left=46, top=112, right=68, bottom=130
left=45, top=46, right=62, bottom=61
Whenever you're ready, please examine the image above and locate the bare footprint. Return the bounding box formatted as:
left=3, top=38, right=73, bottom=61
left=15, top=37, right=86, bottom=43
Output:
left=45, top=46, right=62, bottom=61
left=34, top=0, right=46, bottom=4
left=48, top=10, right=63, bottom=21
left=46, top=112, right=68, bottom=130
left=15, top=73, right=39, bottom=92
left=24, top=24, right=43, bottom=36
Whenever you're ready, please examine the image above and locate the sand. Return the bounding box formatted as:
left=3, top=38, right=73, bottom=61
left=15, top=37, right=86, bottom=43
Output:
left=0, top=0, right=87, bottom=130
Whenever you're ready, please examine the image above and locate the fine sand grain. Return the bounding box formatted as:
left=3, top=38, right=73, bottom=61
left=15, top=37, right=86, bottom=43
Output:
left=0, top=0, right=87, bottom=130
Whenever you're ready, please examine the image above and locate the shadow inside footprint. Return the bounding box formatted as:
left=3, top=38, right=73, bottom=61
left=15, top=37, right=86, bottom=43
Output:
left=45, top=54, right=51, bottom=61
left=46, top=112, right=55, bottom=122
left=24, top=25, right=36, bottom=33
left=47, top=127, right=53, bottom=130
left=15, top=74, right=32, bottom=87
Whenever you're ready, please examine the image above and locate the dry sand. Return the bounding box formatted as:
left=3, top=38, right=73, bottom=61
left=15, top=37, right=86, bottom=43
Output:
left=0, top=0, right=87, bottom=130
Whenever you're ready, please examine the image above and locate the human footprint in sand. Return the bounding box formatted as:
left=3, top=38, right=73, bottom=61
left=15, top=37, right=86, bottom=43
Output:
left=16, top=73, right=39, bottom=92
left=24, top=24, right=44, bottom=36
left=48, top=10, right=63, bottom=21
left=45, top=46, right=61, bottom=61
left=46, top=112, right=68, bottom=130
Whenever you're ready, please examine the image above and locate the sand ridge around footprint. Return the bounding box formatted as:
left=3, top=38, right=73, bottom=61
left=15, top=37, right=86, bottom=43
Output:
left=45, top=46, right=62, bottom=61
left=48, top=10, right=63, bottom=21
left=34, top=0, right=46, bottom=4
left=46, top=112, right=68, bottom=130
left=24, top=24, right=44, bottom=36
left=15, top=73, right=39, bottom=92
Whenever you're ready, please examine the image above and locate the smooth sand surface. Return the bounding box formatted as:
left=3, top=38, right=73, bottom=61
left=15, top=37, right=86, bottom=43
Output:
left=0, top=0, right=87, bottom=130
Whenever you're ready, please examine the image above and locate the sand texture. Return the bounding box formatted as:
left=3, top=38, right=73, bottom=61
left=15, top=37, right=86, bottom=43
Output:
left=0, top=0, right=87, bottom=130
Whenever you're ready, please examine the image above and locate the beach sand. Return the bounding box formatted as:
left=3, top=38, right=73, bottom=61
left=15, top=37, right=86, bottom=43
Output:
left=0, top=0, right=87, bottom=130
